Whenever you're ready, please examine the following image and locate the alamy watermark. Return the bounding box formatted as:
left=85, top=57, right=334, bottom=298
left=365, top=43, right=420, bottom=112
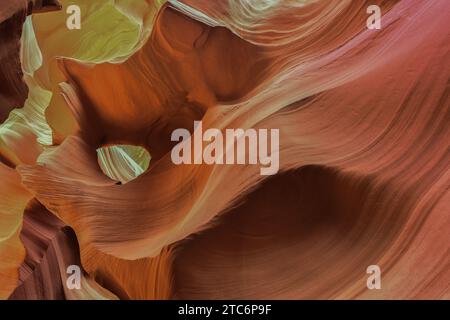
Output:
left=66, top=265, right=81, bottom=290
left=367, top=5, right=381, bottom=30
left=366, top=265, right=381, bottom=290
left=66, top=5, right=81, bottom=30
left=171, top=121, right=279, bottom=175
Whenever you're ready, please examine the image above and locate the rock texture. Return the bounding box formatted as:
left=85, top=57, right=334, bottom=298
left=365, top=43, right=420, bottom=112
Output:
left=0, top=0, right=448, bottom=299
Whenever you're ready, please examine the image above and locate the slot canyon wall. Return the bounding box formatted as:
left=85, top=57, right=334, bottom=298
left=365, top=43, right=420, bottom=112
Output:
left=0, top=0, right=448, bottom=299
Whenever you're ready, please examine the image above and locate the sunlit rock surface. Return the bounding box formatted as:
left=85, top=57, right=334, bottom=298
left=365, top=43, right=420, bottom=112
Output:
left=0, top=0, right=448, bottom=299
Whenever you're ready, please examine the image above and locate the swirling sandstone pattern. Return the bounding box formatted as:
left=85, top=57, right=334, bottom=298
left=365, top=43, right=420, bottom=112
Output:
left=0, top=0, right=449, bottom=299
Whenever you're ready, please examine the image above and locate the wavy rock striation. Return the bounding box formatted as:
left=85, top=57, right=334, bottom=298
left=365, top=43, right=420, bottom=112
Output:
left=0, top=0, right=448, bottom=299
